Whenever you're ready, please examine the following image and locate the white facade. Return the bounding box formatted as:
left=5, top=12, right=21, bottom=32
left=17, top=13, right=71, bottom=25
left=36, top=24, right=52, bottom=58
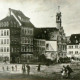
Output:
left=0, top=29, right=10, bottom=62
left=45, top=41, right=57, bottom=60
left=67, top=44, right=80, bottom=58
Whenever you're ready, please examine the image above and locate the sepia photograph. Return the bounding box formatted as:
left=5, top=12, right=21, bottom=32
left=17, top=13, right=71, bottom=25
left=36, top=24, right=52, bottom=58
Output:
left=0, top=0, right=80, bottom=80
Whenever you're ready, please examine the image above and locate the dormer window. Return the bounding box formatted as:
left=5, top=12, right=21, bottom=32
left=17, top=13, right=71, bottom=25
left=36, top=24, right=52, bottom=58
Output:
left=75, top=36, right=77, bottom=38
left=76, top=40, right=78, bottom=43
left=44, top=31, right=46, bottom=33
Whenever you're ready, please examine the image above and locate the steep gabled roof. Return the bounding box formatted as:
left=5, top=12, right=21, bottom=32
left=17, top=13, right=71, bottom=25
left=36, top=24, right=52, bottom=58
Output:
left=9, top=8, right=29, bottom=20
left=67, top=34, right=80, bottom=45
left=0, top=15, right=16, bottom=22
left=8, top=8, right=34, bottom=28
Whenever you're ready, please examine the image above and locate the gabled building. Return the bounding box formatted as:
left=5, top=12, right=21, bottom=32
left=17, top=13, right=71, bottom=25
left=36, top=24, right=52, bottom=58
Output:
left=67, top=34, right=80, bottom=60
left=0, top=7, right=67, bottom=63
left=0, top=8, right=34, bottom=63
left=34, top=7, right=67, bottom=62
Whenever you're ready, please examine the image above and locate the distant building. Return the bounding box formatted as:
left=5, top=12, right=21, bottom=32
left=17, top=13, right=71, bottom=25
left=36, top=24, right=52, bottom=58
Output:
left=67, top=34, right=80, bottom=59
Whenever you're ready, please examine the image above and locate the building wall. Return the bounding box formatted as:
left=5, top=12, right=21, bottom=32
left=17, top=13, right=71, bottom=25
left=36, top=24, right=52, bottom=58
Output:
left=10, top=27, right=21, bottom=63
left=57, top=27, right=67, bottom=58
left=21, top=27, right=34, bottom=62
left=45, top=41, right=57, bottom=60
left=67, top=44, right=80, bottom=58
left=0, top=29, right=10, bottom=62
left=34, top=39, right=45, bottom=57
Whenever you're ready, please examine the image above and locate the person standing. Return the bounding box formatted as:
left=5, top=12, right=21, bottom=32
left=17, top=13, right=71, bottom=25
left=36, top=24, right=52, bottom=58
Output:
left=7, top=66, right=9, bottom=71
left=26, top=64, right=30, bottom=75
left=12, top=66, right=14, bottom=71
left=37, top=64, right=41, bottom=72
left=2, top=66, right=4, bottom=71
left=66, top=65, right=73, bottom=78
left=15, top=65, right=17, bottom=71
left=22, top=64, right=26, bottom=74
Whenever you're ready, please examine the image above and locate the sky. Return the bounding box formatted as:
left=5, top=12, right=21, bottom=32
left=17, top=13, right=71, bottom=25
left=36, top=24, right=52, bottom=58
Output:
left=0, top=0, right=80, bottom=36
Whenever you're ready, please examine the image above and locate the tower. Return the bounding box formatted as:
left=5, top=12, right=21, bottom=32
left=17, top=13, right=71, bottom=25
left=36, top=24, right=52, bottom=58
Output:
left=56, top=6, right=62, bottom=29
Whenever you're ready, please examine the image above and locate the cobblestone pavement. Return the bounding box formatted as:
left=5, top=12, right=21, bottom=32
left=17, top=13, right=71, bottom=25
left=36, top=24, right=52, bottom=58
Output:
left=0, top=63, right=79, bottom=80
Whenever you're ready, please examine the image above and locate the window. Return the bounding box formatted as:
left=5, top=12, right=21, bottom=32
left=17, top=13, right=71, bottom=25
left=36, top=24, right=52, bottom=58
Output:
left=1, top=30, right=3, bottom=36
left=7, top=47, right=9, bottom=52
left=1, top=39, right=3, bottom=44
left=75, top=51, right=78, bottom=54
left=7, top=30, right=9, bottom=36
left=25, top=47, right=26, bottom=52
left=69, top=46, right=73, bottom=49
left=28, top=30, right=29, bottom=34
left=7, top=39, right=9, bottom=44
left=11, top=48, right=13, bottom=52
left=4, top=39, right=6, bottom=44
left=75, top=45, right=78, bottom=48
left=75, top=36, right=77, bottom=38
left=1, top=47, right=3, bottom=52
left=21, top=46, right=24, bottom=52
left=4, top=47, right=6, bottom=52
left=4, top=30, right=6, bottom=36
left=26, top=46, right=28, bottom=51
left=46, top=44, right=49, bottom=50
left=76, top=40, right=78, bottom=43
left=69, top=51, right=73, bottom=54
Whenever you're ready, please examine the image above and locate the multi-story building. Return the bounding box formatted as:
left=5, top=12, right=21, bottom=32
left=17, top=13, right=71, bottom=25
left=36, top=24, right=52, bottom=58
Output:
left=34, top=27, right=59, bottom=60
left=0, top=7, right=67, bottom=63
left=33, top=7, right=67, bottom=61
left=0, top=14, right=21, bottom=63
left=0, top=29, right=10, bottom=63
left=67, top=34, right=80, bottom=60
left=0, top=8, right=34, bottom=63
left=34, top=39, right=45, bottom=58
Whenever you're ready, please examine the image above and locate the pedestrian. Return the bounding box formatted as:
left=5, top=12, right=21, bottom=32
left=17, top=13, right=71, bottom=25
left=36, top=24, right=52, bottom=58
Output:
left=15, top=65, right=17, bottom=71
left=2, top=66, right=4, bottom=71
left=66, top=65, right=73, bottom=78
left=37, top=64, right=41, bottom=72
left=22, top=64, right=26, bottom=74
left=7, top=66, right=9, bottom=71
left=12, top=66, right=14, bottom=71
left=61, top=65, right=67, bottom=79
left=26, top=64, right=30, bottom=75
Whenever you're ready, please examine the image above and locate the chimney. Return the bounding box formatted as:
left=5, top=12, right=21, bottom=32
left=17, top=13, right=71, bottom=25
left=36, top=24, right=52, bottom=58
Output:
left=9, top=8, right=11, bottom=16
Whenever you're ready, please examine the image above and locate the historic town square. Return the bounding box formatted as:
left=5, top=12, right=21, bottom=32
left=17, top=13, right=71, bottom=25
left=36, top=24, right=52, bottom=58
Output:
left=0, top=0, right=80, bottom=80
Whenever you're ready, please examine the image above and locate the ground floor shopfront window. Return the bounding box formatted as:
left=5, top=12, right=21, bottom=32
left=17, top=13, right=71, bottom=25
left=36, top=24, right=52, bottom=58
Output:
left=0, top=56, right=10, bottom=63
left=21, top=54, right=33, bottom=63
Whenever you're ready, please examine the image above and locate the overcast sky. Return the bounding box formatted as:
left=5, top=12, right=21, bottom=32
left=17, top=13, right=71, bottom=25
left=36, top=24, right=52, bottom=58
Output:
left=0, top=0, right=80, bottom=36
